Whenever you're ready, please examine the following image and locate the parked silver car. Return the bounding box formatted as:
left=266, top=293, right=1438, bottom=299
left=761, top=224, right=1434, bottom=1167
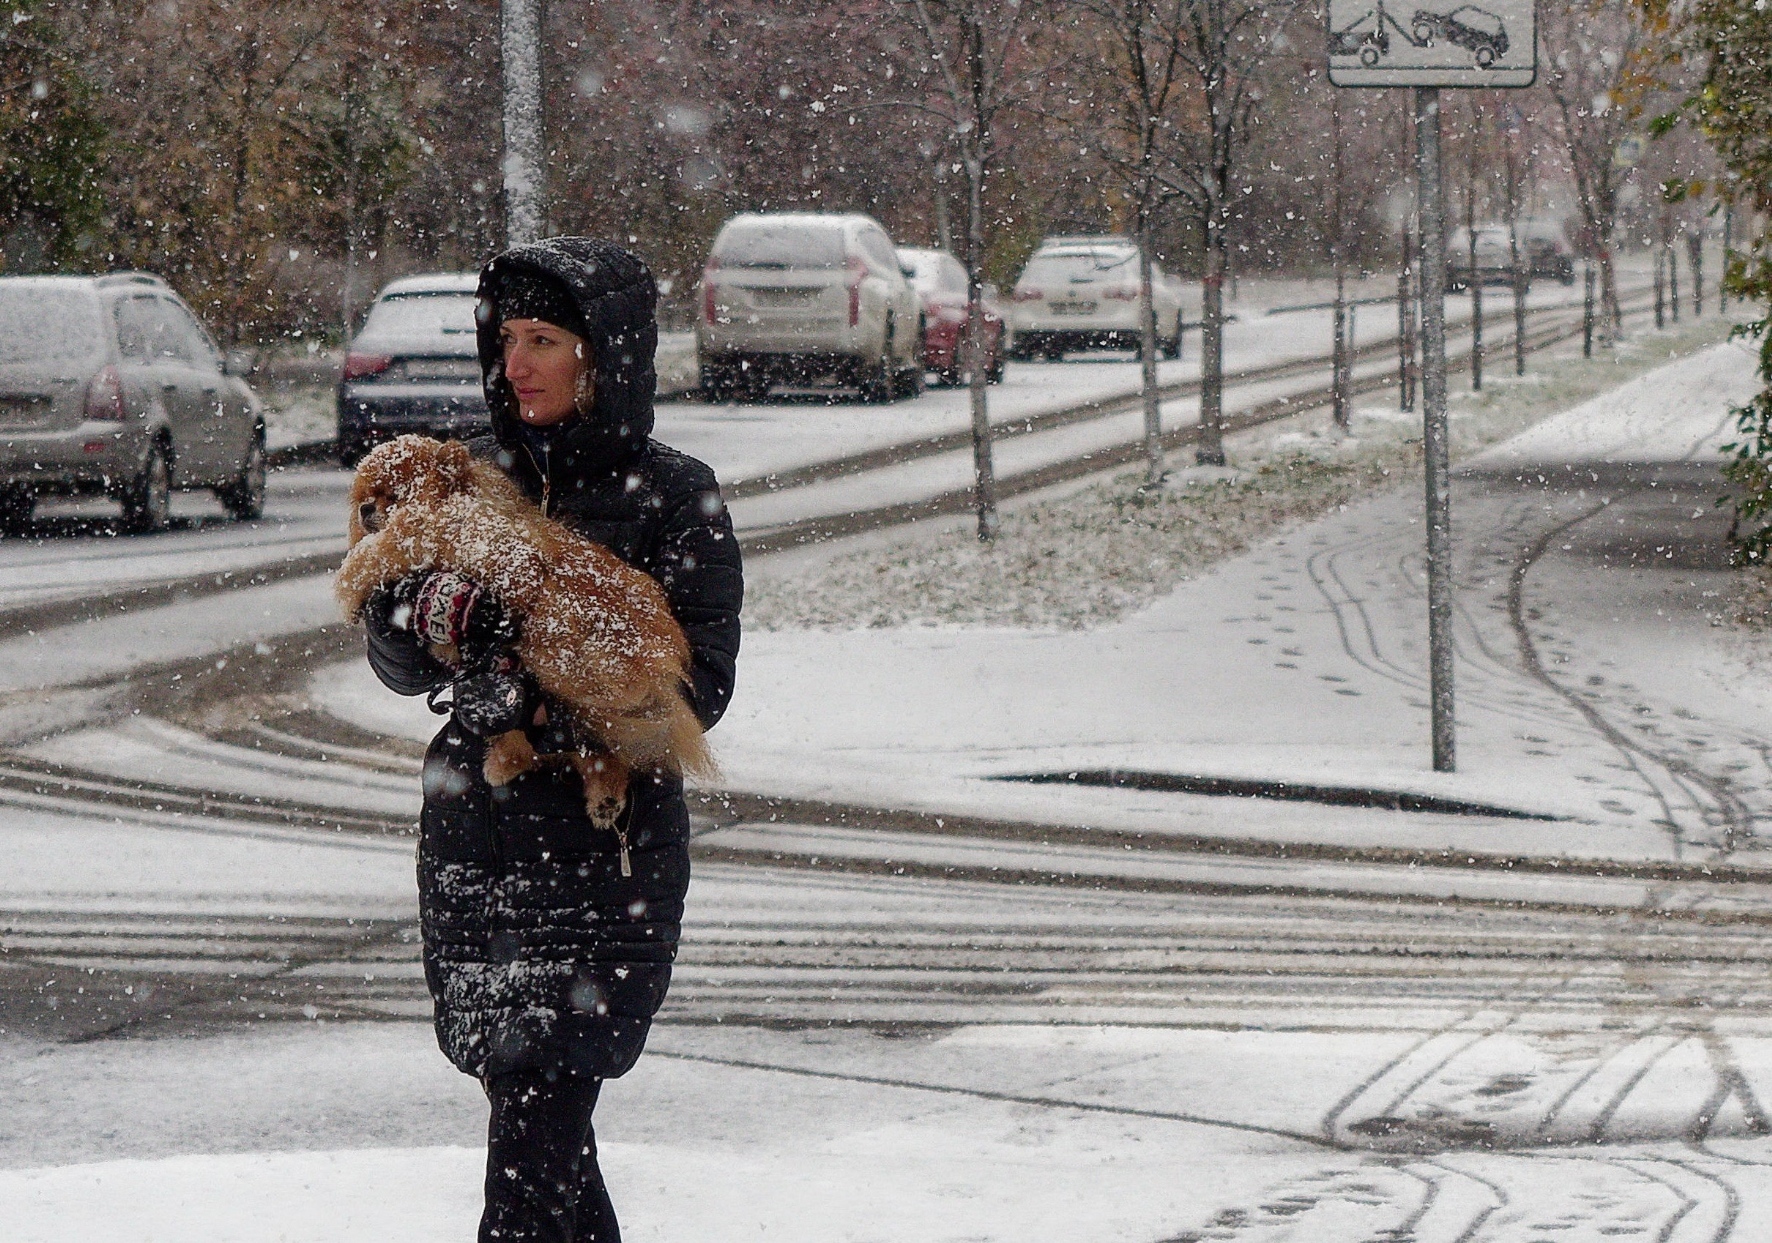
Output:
left=1008, top=238, right=1187, bottom=360
left=337, top=273, right=487, bottom=465
left=0, top=272, right=263, bottom=534
left=697, top=212, right=925, bottom=402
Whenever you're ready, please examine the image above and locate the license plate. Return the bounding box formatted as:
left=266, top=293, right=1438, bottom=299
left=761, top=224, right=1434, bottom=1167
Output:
left=750, top=288, right=821, bottom=308
left=1049, top=301, right=1097, bottom=316
left=399, top=358, right=480, bottom=382
left=0, top=394, right=49, bottom=425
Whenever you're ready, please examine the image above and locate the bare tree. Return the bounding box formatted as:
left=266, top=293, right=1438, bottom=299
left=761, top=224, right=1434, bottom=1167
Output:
left=890, top=0, right=1047, bottom=540
left=1118, top=0, right=1302, bottom=466
left=1540, top=0, right=1654, bottom=345
left=1068, top=0, right=1201, bottom=483
left=1497, top=99, right=1533, bottom=377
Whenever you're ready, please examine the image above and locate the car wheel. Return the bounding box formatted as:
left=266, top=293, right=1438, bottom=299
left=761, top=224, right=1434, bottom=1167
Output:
left=861, top=351, right=896, bottom=403
left=1413, top=21, right=1434, bottom=43
left=862, top=317, right=897, bottom=403
left=1360, top=45, right=1380, bottom=67
left=1475, top=45, right=1495, bottom=67
left=219, top=426, right=266, bottom=521
left=0, top=487, right=33, bottom=536
left=123, top=440, right=173, bottom=534
left=894, top=354, right=925, bottom=399
left=699, top=358, right=735, bottom=402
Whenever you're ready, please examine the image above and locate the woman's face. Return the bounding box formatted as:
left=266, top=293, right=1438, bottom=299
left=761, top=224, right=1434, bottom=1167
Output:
left=500, top=318, right=590, bottom=427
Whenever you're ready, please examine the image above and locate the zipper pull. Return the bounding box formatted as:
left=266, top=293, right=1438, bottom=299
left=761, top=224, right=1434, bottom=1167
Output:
left=615, top=824, right=632, bottom=878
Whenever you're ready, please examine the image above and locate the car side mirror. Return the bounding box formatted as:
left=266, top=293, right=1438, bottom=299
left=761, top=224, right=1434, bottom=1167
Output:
left=222, top=349, right=255, bottom=378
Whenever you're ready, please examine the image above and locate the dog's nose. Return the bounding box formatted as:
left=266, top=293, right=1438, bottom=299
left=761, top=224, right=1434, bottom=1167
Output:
left=357, top=501, right=381, bottom=533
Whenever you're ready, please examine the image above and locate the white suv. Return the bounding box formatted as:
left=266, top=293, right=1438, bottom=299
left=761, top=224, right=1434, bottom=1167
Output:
left=1008, top=238, right=1186, bottom=361
left=697, top=213, right=925, bottom=402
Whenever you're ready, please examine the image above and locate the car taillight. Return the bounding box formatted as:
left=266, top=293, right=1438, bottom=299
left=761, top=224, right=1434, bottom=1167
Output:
left=702, top=258, right=721, bottom=325
left=342, top=352, right=393, bottom=381
left=1011, top=289, right=1043, bottom=303
left=1104, top=285, right=1140, bottom=301
left=847, top=256, right=867, bottom=327
left=84, top=365, right=124, bottom=421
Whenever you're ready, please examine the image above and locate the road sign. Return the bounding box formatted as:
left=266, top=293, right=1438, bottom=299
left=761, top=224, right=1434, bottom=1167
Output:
left=1613, top=134, right=1646, bottom=169
left=1328, top=0, right=1537, bottom=88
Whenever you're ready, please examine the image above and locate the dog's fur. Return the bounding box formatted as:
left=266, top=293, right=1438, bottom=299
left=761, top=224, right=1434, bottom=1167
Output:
left=336, top=435, right=713, bottom=825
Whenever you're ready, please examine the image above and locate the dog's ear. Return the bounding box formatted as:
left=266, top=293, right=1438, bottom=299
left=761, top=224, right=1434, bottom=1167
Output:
left=434, top=439, right=474, bottom=492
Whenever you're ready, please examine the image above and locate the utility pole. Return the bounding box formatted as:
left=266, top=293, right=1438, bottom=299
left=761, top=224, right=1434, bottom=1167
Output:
left=501, top=0, right=546, bottom=247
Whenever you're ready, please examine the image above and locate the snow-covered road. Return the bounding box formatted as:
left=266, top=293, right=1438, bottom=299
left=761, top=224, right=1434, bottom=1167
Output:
left=5, top=301, right=1772, bottom=1241
left=0, top=276, right=1641, bottom=620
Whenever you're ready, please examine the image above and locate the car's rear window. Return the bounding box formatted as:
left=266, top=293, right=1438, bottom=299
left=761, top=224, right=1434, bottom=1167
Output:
left=1020, top=251, right=1137, bottom=285
left=362, top=293, right=480, bottom=340
left=0, top=286, right=103, bottom=364
left=715, top=221, right=847, bottom=269
left=904, top=252, right=968, bottom=295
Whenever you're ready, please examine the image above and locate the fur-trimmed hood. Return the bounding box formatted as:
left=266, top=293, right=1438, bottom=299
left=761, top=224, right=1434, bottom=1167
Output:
left=476, top=237, right=659, bottom=471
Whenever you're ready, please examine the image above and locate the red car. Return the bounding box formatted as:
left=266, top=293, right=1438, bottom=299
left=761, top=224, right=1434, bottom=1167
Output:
left=899, top=247, right=1007, bottom=385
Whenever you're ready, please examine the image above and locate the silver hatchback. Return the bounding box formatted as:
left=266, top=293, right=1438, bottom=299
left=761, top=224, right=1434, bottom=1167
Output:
left=0, top=272, right=264, bottom=534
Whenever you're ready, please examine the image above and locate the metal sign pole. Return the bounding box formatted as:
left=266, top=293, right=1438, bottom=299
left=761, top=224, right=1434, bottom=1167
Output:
left=1329, top=0, right=1532, bottom=776
left=1414, top=86, right=1455, bottom=772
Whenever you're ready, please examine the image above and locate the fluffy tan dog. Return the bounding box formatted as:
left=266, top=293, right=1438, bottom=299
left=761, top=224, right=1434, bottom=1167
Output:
left=335, top=435, right=713, bottom=838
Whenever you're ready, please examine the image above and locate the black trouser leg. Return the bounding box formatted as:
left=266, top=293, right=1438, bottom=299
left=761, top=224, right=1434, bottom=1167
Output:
left=480, top=1069, right=619, bottom=1243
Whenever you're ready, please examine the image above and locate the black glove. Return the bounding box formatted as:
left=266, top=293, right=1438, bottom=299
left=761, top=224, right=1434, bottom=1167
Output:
left=524, top=691, right=579, bottom=755
left=452, top=661, right=532, bottom=737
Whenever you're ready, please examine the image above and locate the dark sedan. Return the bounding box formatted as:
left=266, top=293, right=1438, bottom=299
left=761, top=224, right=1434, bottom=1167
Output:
left=337, top=274, right=487, bottom=465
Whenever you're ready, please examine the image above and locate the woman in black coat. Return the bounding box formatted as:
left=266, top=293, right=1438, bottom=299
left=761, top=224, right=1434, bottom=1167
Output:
left=362, top=238, right=742, bottom=1242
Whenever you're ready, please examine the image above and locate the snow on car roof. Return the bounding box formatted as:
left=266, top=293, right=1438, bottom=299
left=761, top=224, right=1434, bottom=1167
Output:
left=375, top=273, right=480, bottom=298
left=721, top=211, right=882, bottom=229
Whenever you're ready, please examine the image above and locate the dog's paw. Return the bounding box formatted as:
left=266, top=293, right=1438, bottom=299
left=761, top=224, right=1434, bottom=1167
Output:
left=585, top=793, right=626, bottom=830
left=482, top=730, right=537, bottom=787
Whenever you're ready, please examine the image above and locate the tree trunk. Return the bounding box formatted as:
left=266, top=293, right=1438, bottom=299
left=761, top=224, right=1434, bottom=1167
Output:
left=1599, top=244, right=1621, bottom=343
left=963, top=14, right=996, bottom=542
left=1688, top=231, right=1704, bottom=316
left=1197, top=219, right=1226, bottom=466
left=1509, top=221, right=1526, bottom=376
left=1668, top=227, right=1680, bottom=324
left=1138, top=202, right=1163, bottom=484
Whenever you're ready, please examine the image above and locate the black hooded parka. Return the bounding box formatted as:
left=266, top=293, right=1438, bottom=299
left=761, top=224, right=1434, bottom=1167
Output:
left=364, top=238, right=742, bottom=1080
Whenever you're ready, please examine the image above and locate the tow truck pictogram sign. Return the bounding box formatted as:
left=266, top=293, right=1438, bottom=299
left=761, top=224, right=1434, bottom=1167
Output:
left=1328, top=0, right=1535, bottom=87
